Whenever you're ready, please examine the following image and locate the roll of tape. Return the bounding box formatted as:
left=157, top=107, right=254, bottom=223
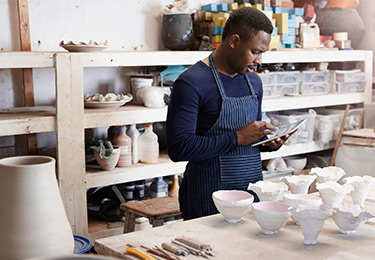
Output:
left=333, top=32, right=348, bottom=41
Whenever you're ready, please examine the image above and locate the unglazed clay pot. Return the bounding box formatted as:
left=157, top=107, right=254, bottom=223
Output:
left=310, top=166, right=346, bottom=183
left=248, top=181, right=289, bottom=201
left=0, top=156, right=74, bottom=260
left=332, top=203, right=374, bottom=234
left=282, top=175, right=317, bottom=194
left=212, top=190, right=254, bottom=223
left=291, top=204, right=332, bottom=245
left=316, top=181, right=353, bottom=206
left=343, top=175, right=375, bottom=208
left=282, top=193, right=323, bottom=224
left=94, top=146, right=121, bottom=171
left=316, top=8, right=365, bottom=48
left=251, top=201, right=291, bottom=234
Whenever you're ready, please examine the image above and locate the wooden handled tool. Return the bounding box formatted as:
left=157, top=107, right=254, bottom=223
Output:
left=126, top=244, right=158, bottom=260
left=161, top=242, right=187, bottom=256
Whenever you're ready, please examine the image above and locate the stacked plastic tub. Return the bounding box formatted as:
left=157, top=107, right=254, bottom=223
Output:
left=267, top=109, right=316, bottom=145
left=334, top=69, right=367, bottom=93
left=300, top=70, right=331, bottom=94
left=259, top=71, right=300, bottom=98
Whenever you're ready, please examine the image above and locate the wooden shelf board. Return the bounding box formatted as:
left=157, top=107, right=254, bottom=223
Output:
left=84, top=105, right=167, bottom=128
left=0, top=111, right=55, bottom=135
left=262, top=92, right=364, bottom=112
left=85, top=153, right=187, bottom=188
left=261, top=141, right=335, bottom=160
left=0, top=52, right=55, bottom=68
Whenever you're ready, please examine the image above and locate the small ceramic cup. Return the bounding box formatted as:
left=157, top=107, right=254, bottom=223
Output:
left=248, top=181, right=289, bottom=202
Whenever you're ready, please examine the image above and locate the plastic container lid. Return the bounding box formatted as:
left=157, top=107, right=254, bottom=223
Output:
left=74, top=235, right=93, bottom=254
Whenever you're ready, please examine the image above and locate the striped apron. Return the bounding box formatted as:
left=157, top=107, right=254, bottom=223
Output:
left=179, top=53, right=263, bottom=220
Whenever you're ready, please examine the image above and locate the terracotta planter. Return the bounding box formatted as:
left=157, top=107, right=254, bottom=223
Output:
left=0, top=156, right=74, bottom=260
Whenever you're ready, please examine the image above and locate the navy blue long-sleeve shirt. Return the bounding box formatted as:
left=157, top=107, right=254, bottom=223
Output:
left=166, top=61, right=271, bottom=162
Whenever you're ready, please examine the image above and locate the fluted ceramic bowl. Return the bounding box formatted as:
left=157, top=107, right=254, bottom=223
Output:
left=251, top=201, right=291, bottom=234
left=212, top=190, right=254, bottom=224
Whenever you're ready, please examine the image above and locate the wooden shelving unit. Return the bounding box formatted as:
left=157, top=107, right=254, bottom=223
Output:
left=0, top=50, right=372, bottom=238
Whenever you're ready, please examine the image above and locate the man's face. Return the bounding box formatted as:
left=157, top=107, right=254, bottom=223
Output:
left=230, top=31, right=271, bottom=75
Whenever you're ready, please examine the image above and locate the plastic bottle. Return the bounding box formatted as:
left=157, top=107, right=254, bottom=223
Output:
left=150, top=176, right=168, bottom=198
left=123, top=182, right=135, bottom=201
left=139, top=123, right=159, bottom=164
left=127, top=124, right=140, bottom=164
left=112, top=125, right=132, bottom=167
left=168, top=174, right=180, bottom=199
left=134, top=180, right=145, bottom=200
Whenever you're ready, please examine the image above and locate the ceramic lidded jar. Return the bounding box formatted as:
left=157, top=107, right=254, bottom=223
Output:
left=310, top=166, right=346, bottom=183
left=161, top=11, right=194, bottom=50
left=316, top=181, right=353, bottom=206
left=332, top=203, right=374, bottom=234
left=282, top=175, right=317, bottom=194
left=0, top=156, right=74, bottom=260
left=343, top=175, right=375, bottom=208
left=291, top=204, right=332, bottom=245
left=248, top=181, right=289, bottom=202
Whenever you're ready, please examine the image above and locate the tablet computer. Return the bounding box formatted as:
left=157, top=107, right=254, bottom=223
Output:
left=251, top=118, right=306, bottom=147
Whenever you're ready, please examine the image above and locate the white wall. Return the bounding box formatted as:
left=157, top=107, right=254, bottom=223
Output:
left=0, top=0, right=231, bottom=150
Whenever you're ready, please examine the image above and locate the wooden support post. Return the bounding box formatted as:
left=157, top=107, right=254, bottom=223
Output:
left=330, top=104, right=350, bottom=166
left=17, top=0, right=38, bottom=154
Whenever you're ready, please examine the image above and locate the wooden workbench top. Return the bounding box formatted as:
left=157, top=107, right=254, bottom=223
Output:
left=95, top=197, right=375, bottom=260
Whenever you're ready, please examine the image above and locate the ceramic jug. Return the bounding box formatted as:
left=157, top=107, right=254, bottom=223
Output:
left=0, top=156, right=74, bottom=260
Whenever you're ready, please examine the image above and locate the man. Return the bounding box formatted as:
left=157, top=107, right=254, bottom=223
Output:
left=166, top=7, right=291, bottom=220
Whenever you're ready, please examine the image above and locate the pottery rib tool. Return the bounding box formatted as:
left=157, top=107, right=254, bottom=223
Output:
left=126, top=244, right=159, bottom=260
left=161, top=242, right=188, bottom=256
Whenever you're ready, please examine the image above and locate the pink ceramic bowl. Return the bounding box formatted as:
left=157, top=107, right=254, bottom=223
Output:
left=252, top=201, right=291, bottom=234
left=212, top=190, right=254, bottom=223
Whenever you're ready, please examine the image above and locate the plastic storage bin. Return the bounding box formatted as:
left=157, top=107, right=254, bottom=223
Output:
left=301, top=70, right=330, bottom=83
left=258, top=72, right=277, bottom=85
left=336, top=81, right=365, bottom=93
left=315, top=107, right=364, bottom=130
left=276, top=83, right=299, bottom=96
left=275, top=71, right=301, bottom=84
left=263, top=84, right=278, bottom=98
left=335, top=70, right=367, bottom=82
left=313, top=111, right=343, bottom=143
left=267, top=110, right=316, bottom=144
left=300, top=82, right=330, bottom=95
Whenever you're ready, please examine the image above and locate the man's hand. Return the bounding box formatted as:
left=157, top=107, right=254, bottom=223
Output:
left=262, top=129, right=298, bottom=149
left=236, top=121, right=277, bottom=146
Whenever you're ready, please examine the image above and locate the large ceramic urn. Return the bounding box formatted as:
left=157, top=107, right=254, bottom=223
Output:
left=161, top=12, right=194, bottom=50
left=0, top=156, right=74, bottom=260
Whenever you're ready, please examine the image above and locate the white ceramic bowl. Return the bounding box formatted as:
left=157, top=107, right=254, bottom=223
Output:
left=212, top=190, right=254, bottom=224
left=282, top=193, right=323, bottom=224
left=332, top=203, right=375, bottom=234
left=248, top=181, right=289, bottom=201
left=310, top=166, right=346, bottom=183
left=251, top=201, right=291, bottom=234
left=316, top=181, right=353, bottom=206
left=284, top=156, right=307, bottom=171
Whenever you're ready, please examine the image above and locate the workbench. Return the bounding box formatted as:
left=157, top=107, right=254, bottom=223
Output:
left=95, top=197, right=375, bottom=260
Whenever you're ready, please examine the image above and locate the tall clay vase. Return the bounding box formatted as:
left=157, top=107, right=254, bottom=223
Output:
left=0, top=156, right=74, bottom=260
left=161, top=13, right=194, bottom=50
left=316, top=8, right=365, bottom=48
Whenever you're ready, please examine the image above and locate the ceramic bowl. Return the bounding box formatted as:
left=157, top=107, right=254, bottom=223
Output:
left=310, top=166, right=346, bottom=183
left=282, top=175, right=317, bottom=194
left=316, top=181, right=353, bottom=206
left=251, top=201, right=291, bottom=234
left=94, top=147, right=121, bottom=171
left=291, top=204, right=332, bottom=245
left=332, top=203, right=375, bottom=234
left=212, top=190, right=254, bottom=224
left=284, top=156, right=307, bottom=171
left=343, top=175, right=375, bottom=207
left=282, top=193, right=323, bottom=224
left=248, top=181, right=289, bottom=201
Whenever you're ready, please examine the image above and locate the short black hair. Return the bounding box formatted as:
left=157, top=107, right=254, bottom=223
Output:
left=222, top=7, right=273, bottom=41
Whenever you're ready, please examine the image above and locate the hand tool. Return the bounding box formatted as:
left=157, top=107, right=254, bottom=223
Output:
left=126, top=244, right=158, bottom=260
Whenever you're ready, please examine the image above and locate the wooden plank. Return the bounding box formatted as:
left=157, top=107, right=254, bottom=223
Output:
left=55, top=53, right=87, bottom=235
left=330, top=104, right=350, bottom=166
left=0, top=52, right=55, bottom=69
left=17, top=0, right=37, bottom=154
